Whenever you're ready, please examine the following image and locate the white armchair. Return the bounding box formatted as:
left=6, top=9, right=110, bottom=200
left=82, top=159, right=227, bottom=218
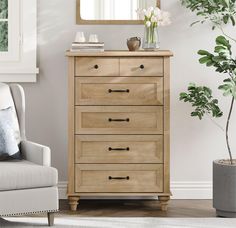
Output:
left=0, top=83, right=58, bottom=226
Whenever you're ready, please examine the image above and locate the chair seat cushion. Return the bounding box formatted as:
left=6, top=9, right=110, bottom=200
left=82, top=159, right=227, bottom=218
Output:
left=0, top=160, right=58, bottom=191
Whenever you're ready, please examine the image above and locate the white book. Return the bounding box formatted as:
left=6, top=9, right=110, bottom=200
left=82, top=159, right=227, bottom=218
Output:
left=71, top=46, right=104, bottom=50
left=72, top=42, right=104, bottom=47
left=70, top=48, right=105, bottom=52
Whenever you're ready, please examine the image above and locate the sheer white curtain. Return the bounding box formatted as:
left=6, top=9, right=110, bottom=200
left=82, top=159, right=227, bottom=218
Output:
left=102, top=0, right=138, bottom=20
left=81, top=0, right=139, bottom=20
left=80, top=0, right=157, bottom=20
left=138, top=0, right=157, bottom=9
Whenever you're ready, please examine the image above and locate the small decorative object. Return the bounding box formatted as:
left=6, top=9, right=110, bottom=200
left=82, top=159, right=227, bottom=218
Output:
left=89, top=34, right=99, bottom=43
left=71, top=42, right=104, bottom=52
left=137, top=7, right=171, bottom=50
left=75, top=32, right=86, bottom=42
left=127, top=37, right=141, bottom=51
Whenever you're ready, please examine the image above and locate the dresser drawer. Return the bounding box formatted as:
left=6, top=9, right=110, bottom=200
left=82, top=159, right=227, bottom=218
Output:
left=75, top=164, right=163, bottom=193
left=75, top=77, right=163, bottom=105
left=75, top=106, right=163, bottom=134
left=120, top=58, right=164, bottom=76
left=75, top=135, right=163, bottom=164
left=75, top=57, right=119, bottom=76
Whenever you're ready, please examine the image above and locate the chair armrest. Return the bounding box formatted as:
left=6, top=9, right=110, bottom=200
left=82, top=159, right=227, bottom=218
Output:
left=21, top=140, right=51, bottom=167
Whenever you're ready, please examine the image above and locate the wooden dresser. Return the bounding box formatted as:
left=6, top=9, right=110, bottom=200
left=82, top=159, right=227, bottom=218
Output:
left=66, top=50, right=173, bottom=211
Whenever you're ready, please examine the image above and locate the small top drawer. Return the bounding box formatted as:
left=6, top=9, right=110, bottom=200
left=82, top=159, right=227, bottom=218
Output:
left=75, top=57, right=119, bottom=76
left=120, top=57, right=163, bottom=76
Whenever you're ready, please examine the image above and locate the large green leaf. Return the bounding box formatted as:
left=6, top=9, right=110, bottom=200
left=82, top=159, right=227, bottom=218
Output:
left=216, top=36, right=231, bottom=49
left=199, top=56, right=211, bottom=64
left=198, top=50, right=212, bottom=56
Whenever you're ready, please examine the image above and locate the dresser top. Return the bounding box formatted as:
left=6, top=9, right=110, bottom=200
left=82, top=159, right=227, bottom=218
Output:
left=66, top=50, right=173, bottom=57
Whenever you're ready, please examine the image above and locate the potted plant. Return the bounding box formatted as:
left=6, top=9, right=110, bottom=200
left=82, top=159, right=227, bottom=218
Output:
left=179, top=0, right=236, bottom=217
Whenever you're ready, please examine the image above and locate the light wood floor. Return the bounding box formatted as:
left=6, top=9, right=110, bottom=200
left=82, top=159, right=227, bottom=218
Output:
left=59, top=200, right=216, bottom=217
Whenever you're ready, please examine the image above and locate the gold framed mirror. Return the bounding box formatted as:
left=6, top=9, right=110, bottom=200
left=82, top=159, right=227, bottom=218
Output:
left=76, top=0, right=161, bottom=25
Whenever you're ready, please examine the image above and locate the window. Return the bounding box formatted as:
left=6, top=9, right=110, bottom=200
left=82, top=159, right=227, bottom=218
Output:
left=0, top=0, right=8, bottom=52
left=0, top=0, right=38, bottom=82
left=0, top=0, right=20, bottom=61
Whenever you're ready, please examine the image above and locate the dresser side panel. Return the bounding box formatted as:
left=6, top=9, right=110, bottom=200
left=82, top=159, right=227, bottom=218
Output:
left=163, top=57, right=171, bottom=194
left=68, top=57, right=75, bottom=195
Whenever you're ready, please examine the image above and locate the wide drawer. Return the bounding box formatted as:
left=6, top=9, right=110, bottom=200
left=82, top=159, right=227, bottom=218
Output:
left=75, top=77, right=163, bottom=105
left=75, top=106, right=163, bottom=134
left=120, top=57, right=164, bottom=77
left=75, top=135, right=163, bottom=164
left=75, top=57, right=119, bottom=76
left=75, top=164, right=163, bottom=193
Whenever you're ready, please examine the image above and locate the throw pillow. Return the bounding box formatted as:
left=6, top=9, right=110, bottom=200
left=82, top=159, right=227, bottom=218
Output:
left=0, top=107, right=21, bottom=160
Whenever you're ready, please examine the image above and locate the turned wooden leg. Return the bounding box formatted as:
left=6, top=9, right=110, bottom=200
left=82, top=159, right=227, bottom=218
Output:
left=69, top=196, right=80, bottom=211
left=158, top=196, right=170, bottom=211
left=47, top=212, right=54, bottom=227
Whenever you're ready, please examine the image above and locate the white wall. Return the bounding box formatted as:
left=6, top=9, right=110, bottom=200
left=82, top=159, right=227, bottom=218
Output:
left=21, top=0, right=236, bottom=199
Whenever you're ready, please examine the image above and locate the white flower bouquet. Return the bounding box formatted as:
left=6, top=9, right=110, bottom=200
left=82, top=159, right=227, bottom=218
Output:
left=137, top=7, right=171, bottom=49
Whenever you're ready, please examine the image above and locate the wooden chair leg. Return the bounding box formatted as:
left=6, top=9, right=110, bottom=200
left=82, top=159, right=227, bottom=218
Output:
left=47, top=212, right=55, bottom=226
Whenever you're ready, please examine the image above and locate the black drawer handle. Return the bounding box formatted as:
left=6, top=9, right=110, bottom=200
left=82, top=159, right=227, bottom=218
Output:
left=108, top=118, right=130, bottom=122
left=108, top=89, right=130, bottom=93
left=94, top=64, right=99, bottom=69
left=109, top=176, right=130, bottom=180
left=140, top=64, right=145, bottom=69
left=109, top=147, right=130, bottom=151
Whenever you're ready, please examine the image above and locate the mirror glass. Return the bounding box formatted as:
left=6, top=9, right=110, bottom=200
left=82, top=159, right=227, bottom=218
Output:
left=80, top=0, right=158, bottom=21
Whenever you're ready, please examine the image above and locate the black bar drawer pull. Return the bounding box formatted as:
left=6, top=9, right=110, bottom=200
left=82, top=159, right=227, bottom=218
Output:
left=109, top=147, right=130, bottom=151
left=108, top=118, right=130, bottom=122
left=109, top=176, right=130, bottom=180
left=108, top=89, right=130, bottom=93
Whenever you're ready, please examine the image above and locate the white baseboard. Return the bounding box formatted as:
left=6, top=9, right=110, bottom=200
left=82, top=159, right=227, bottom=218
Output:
left=170, top=181, right=212, bottom=199
left=58, top=182, right=68, bottom=200
left=58, top=181, right=212, bottom=200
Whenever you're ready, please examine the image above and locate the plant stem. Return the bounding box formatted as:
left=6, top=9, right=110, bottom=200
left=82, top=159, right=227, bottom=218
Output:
left=219, top=26, right=236, bottom=43
left=147, top=27, right=149, bottom=43
left=152, top=26, right=154, bottom=43
left=226, top=96, right=234, bottom=164
left=206, top=114, right=225, bottom=132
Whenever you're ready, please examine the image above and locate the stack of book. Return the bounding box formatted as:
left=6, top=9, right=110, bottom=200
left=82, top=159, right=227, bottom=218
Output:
left=71, top=42, right=104, bottom=52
